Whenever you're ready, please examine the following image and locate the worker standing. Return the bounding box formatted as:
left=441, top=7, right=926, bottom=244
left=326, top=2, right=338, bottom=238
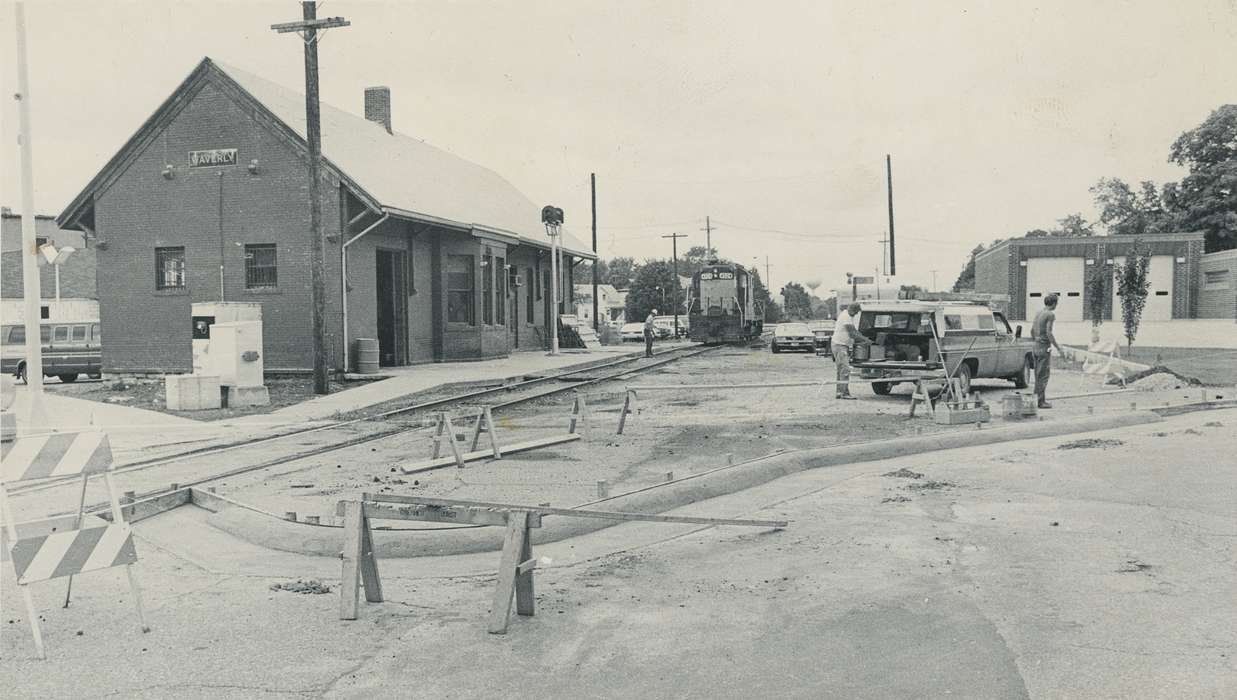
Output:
left=832, top=302, right=870, bottom=399
left=1031, top=293, right=1065, bottom=408
left=644, top=308, right=658, bottom=358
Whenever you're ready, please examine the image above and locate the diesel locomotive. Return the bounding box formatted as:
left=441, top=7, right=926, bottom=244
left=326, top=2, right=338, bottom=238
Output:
left=687, top=263, right=764, bottom=343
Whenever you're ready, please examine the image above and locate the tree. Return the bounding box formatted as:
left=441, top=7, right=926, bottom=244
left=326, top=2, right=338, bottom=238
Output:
left=679, top=246, right=722, bottom=278
left=1052, top=213, right=1097, bottom=237
left=952, top=244, right=985, bottom=291
left=624, top=260, right=683, bottom=322
left=1167, top=104, right=1237, bottom=252
left=1084, top=263, right=1108, bottom=343
left=605, top=257, right=638, bottom=289
left=1090, top=177, right=1172, bottom=236
left=780, top=282, right=813, bottom=320
left=817, top=295, right=838, bottom=319
left=578, top=258, right=609, bottom=287
left=1115, top=239, right=1152, bottom=353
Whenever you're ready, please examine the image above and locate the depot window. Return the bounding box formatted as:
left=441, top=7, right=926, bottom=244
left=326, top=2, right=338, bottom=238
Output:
left=447, top=254, right=475, bottom=325
left=155, top=246, right=186, bottom=290
left=244, top=244, right=278, bottom=289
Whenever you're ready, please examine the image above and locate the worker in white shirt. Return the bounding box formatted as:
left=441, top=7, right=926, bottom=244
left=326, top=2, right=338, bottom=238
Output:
left=831, top=302, right=870, bottom=399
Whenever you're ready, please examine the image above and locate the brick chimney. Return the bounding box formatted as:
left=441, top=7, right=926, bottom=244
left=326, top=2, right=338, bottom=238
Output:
left=364, top=86, right=392, bottom=134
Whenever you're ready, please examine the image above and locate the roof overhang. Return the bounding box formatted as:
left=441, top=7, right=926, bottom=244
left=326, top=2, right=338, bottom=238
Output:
left=383, top=206, right=595, bottom=259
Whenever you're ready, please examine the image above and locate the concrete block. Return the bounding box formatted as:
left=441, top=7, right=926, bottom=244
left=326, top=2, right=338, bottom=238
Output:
left=0, top=410, right=16, bottom=442
left=226, top=384, right=270, bottom=408
left=166, top=374, right=222, bottom=411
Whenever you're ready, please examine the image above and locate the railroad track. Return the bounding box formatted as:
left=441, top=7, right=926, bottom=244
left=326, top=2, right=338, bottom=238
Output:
left=8, top=343, right=721, bottom=509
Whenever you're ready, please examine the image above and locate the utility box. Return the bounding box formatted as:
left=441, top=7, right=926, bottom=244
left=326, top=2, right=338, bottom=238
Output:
left=192, top=302, right=262, bottom=376
left=209, top=321, right=264, bottom=387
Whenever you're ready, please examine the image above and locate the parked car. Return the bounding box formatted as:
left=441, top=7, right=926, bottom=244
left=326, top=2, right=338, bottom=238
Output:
left=771, top=322, right=814, bottom=353
left=850, top=301, right=1034, bottom=395
left=1, top=321, right=103, bottom=384
left=619, top=322, right=646, bottom=342
left=653, top=316, right=685, bottom=339
left=807, top=320, right=834, bottom=355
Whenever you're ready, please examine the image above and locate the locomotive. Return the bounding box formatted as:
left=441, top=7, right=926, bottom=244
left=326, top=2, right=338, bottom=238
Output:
left=687, top=263, right=764, bottom=343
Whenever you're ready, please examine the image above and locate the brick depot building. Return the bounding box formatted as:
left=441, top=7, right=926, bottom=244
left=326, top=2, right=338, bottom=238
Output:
left=56, top=58, right=592, bottom=374
left=973, top=232, right=1207, bottom=322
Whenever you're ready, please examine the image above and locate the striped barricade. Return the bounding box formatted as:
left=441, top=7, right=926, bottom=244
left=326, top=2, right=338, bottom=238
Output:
left=0, top=428, right=149, bottom=659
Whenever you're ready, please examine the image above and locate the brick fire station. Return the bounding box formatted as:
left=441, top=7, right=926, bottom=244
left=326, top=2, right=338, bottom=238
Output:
left=57, top=57, right=593, bottom=374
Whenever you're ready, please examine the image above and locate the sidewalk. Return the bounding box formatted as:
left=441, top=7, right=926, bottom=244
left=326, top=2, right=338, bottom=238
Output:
left=1, top=344, right=658, bottom=461
left=250, top=344, right=647, bottom=424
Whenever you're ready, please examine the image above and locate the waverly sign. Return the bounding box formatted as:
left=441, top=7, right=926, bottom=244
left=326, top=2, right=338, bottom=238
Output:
left=188, top=148, right=239, bottom=168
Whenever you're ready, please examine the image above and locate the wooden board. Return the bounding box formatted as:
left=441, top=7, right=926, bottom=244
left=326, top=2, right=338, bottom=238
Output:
left=363, top=493, right=788, bottom=529
left=400, top=433, right=581, bottom=475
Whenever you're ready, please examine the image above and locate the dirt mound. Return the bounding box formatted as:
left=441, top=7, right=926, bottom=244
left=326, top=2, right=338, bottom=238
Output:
left=883, top=468, right=924, bottom=479
left=907, top=479, right=955, bottom=491
left=1121, top=368, right=1201, bottom=390
left=1057, top=438, right=1124, bottom=450
left=270, top=579, right=332, bottom=594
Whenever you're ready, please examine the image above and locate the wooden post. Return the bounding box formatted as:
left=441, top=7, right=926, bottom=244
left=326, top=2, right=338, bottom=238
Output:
left=489, top=511, right=531, bottom=634
left=431, top=413, right=447, bottom=459
left=514, top=512, right=535, bottom=618
left=340, top=501, right=364, bottom=620
left=470, top=406, right=501, bottom=458
left=568, top=393, right=586, bottom=434
left=909, top=379, right=933, bottom=418
left=104, top=471, right=149, bottom=633
left=0, top=483, right=46, bottom=659
left=62, top=473, right=89, bottom=608
left=617, top=389, right=636, bottom=434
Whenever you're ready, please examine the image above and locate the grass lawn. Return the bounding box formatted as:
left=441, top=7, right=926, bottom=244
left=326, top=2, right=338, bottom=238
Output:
left=45, top=375, right=385, bottom=421
left=1114, top=346, right=1237, bottom=386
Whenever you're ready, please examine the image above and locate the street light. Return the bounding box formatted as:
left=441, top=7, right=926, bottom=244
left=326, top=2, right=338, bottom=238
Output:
left=39, top=242, right=76, bottom=302
left=541, top=205, right=564, bottom=356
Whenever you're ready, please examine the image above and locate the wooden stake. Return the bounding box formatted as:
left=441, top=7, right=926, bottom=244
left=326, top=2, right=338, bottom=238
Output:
left=568, top=393, right=586, bottom=434
left=514, top=513, right=535, bottom=618
left=340, top=501, right=364, bottom=620
left=616, top=389, right=636, bottom=434
left=489, top=511, right=531, bottom=634
left=105, top=472, right=149, bottom=633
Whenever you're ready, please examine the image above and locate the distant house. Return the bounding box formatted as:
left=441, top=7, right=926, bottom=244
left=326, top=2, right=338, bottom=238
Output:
left=574, top=283, right=625, bottom=326
left=0, top=210, right=97, bottom=323
left=56, top=57, right=594, bottom=375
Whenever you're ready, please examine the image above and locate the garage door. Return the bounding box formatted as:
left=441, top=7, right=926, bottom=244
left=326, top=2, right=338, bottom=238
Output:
left=1026, top=257, right=1083, bottom=322
left=1114, top=255, right=1174, bottom=321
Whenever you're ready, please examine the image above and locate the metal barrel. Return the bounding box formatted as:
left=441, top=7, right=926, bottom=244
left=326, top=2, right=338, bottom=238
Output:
left=354, top=338, right=380, bottom=374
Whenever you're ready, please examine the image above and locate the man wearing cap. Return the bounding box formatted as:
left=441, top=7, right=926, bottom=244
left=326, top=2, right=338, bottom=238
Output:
left=832, top=302, right=870, bottom=399
left=644, top=309, right=658, bottom=358
left=1031, top=293, right=1065, bottom=408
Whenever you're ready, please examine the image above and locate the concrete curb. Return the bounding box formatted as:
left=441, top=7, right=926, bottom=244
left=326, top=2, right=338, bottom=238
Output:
left=206, top=411, right=1164, bottom=558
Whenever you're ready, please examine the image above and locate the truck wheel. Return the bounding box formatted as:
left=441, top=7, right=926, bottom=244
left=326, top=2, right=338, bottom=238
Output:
left=872, top=381, right=893, bottom=396
left=956, top=363, right=973, bottom=396
left=1012, top=356, right=1031, bottom=389
left=58, top=373, right=78, bottom=383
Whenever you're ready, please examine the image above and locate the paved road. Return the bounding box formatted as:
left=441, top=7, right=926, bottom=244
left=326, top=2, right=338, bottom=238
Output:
left=3, top=408, right=1233, bottom=698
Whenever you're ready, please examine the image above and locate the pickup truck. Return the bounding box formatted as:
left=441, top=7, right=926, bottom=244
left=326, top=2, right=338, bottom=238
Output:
left=849, top=301, right=1035, bottom=395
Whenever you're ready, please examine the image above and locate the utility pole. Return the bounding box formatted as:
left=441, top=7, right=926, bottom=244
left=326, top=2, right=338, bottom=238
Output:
left=930, top=269, right=938, bottom=292
left=590, top=173, right=598, bottom=332
left=879, top=236, right=888, bottom=276
left=661, top=232, right=688, bottom=338
left=766, top=256, right=771, bottom=292
left=700, top=216, right=716, bottom=258
left=886, top=154, right=896, bottom=276
left=272, top=2, right=350, bottom=395
left=13, top=2, right=46, bottom=425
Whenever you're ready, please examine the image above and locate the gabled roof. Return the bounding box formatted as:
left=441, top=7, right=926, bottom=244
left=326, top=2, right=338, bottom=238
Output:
left=58, top=57, right=593, bottom=258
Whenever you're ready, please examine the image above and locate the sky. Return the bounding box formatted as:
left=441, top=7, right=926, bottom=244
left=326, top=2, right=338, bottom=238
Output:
left=2, top=0, right=1235, bottom=296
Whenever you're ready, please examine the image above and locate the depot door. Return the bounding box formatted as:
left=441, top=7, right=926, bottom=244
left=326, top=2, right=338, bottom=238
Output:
left=375, top=248, right=408, bottom=366
left=1025, top=257, right=1083, bottom=321
left=1114, top=255, right=1174, bottom=321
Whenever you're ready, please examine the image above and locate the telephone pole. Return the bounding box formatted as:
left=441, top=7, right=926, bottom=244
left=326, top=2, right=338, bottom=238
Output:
left=272, top=2, right=350, bottom=394
left=13, top=2, right=47, bottom=426
left=886, top=154, right=896, bottom=276
left=590, top=173, right=599, bottom=332
left=661, top=232, right=688, bottom=338
left=700, top=216, right=716, bottom=257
